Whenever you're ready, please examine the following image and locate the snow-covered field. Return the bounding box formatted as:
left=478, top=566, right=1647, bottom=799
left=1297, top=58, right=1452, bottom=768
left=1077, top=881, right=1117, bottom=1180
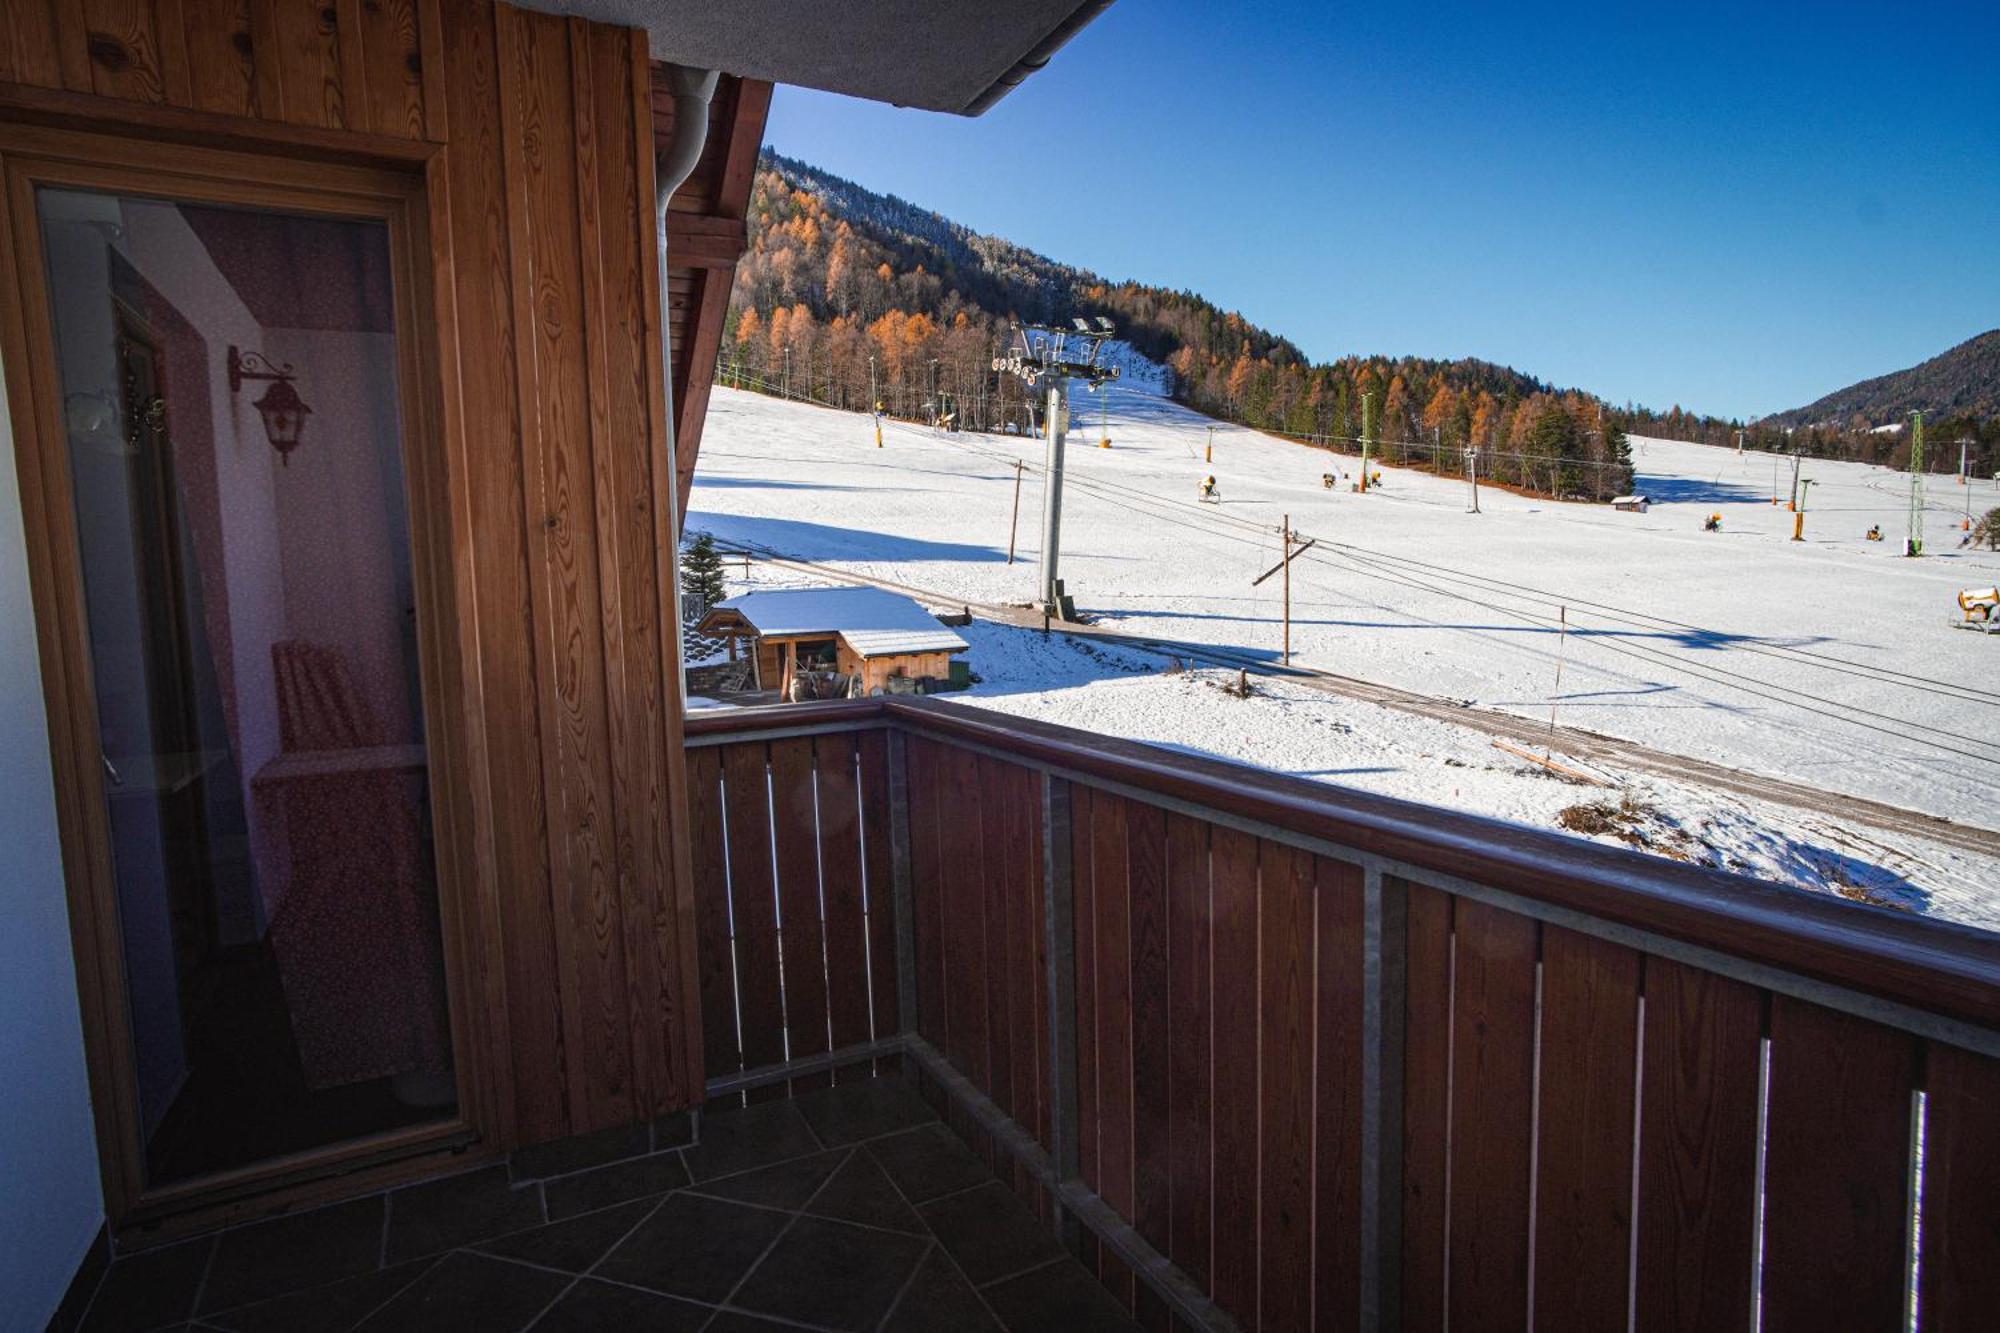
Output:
left=687, top=372, right=2000, bottom=930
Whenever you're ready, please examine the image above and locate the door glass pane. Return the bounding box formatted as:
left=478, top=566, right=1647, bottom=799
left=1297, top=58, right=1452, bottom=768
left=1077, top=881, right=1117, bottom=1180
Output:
left=36, top=188, right=455, bottom=1187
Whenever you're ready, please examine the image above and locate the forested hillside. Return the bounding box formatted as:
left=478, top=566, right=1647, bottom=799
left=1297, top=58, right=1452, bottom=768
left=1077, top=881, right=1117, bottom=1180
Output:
left=725, top=151, right=1971, bottom=499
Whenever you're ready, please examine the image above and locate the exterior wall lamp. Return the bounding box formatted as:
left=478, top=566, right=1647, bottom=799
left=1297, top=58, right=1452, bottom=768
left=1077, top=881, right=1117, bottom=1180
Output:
left=227, top=344, right=312, bottom=464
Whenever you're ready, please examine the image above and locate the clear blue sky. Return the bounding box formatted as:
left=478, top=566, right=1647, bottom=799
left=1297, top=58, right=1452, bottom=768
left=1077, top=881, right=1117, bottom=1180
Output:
left=760, top=0, right=1998, bottom=421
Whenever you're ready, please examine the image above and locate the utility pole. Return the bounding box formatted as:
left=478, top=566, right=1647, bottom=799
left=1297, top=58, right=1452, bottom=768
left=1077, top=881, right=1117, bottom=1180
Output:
left=1736, top=428, right=1744, bottom=457
left=1466, top=446, right=1481, bottom=512
left=1907, top=410, right=1925, bottom=557
left=1282, top=515, right=1291, bottom=664
left=1006, top=459, right=1025, bottom=564
left=783, top=344, right=791, bottom=400
left=1360, top=391, right=1375, bottom=493
left=1433, top=424, right=1441, bottom=475
left=1250, top=520, right=1315, bottom=663
left=869, top=354, right=882, bottom=446
left=995, top=318, right=1120, bottom=619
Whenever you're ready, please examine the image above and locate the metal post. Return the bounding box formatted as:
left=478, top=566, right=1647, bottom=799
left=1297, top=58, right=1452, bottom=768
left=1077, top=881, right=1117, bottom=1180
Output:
left=1205, top=424, right=1213, bottom=464
left=1040, top=774, right=1081, bottom=1250
left=1467, top=447, right=1481, bottom=513
left=1007, top=459, right=1025, bottom=565
left=1038, top=380, right=1069, bottom=615
left=1361, top=869, right=1406, bottom=1332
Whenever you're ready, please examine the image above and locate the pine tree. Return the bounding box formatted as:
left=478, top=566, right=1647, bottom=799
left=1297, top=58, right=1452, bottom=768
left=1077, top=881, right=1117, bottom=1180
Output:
left=1974, top=507, right=2000, bottom=552
left=681, top=531, right=727, bottom=614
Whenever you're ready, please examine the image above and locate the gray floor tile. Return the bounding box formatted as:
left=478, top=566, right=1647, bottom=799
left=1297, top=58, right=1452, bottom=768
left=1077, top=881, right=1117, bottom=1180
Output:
left=201, top=1259, right=434, bottom=1333
left=805, top=1150, right=927, bottom=1235
left=199, top=1197, right=386, bottom=1313
left=384, top=1164, right=543, bottom=1262
left=353, top=1253, right=566, bottom=1333
left=881, top=1248, right=1003, bottom=1332
left=918, top=1182, right=1064, bottom=1286
left=981, top=1259, right=1142, bottom=1332
left=865, top=1124, right=990, bottom=1204
left=681, top=1100, right=821, bottom=1182
left=529, top=1278, right=713, bottom=1333
left=594, top=1192, right=790, bottom=1304
left=543, top=1151, right=690, bottom=1221
left=792, top=1076, right=938, bottom=1147
left=687, top=1149, right=846, bottom=1210
left=729, top=1216, right=928, bottom=1330
left=471, top=1198, right=657, bottom=1273
left=79, top=1237, right=213, bottom=1333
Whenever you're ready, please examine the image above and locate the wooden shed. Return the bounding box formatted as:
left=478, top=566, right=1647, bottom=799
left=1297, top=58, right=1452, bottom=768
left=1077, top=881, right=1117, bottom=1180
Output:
left=698, top=587, right=970, bottom=697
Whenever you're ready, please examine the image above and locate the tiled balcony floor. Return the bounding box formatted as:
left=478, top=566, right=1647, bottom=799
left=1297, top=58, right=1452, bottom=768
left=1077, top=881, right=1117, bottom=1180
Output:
left=66, top=1074, right=1141, bottom=1332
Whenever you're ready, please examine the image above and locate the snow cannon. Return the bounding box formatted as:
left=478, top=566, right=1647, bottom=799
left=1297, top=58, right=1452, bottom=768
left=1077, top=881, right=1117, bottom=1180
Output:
left=1956, top=587, right=1999, bottom=633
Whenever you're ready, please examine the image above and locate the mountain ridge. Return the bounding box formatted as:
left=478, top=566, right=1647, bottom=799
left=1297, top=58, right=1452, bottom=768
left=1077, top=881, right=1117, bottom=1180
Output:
left=1764, top=329, right=2000, bottom=430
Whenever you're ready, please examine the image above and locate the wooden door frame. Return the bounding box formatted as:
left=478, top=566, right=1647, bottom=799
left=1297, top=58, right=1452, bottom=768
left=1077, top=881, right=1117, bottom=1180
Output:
left=0, top=118, right=506, bottom=1234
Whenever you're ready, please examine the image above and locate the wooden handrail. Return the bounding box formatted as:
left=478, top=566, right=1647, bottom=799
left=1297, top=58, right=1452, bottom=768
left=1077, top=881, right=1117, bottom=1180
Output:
left=679, top=695, right=2000, bottom=1034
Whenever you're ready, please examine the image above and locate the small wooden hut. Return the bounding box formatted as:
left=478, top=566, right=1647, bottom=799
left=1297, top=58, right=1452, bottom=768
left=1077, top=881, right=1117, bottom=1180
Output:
left=697, top=587, right=969, bottom=698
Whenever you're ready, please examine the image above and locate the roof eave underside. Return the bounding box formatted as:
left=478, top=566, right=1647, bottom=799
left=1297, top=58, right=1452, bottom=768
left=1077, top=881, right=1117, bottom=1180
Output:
left=501, top=1, right=1113, bottom=115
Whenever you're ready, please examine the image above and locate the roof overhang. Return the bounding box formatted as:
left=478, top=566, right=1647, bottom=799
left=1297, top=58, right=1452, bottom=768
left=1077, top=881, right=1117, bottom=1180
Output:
left=503, top=0, right=1112, bottom=115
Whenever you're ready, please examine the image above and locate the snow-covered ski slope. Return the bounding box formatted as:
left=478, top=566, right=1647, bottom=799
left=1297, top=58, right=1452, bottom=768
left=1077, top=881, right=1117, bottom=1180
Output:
left=689, top=373, right=2000, bottom=929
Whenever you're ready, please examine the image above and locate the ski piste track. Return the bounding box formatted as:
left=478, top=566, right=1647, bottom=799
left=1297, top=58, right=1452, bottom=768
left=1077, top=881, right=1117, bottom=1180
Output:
left=715, top=540, right=2000, bottom=862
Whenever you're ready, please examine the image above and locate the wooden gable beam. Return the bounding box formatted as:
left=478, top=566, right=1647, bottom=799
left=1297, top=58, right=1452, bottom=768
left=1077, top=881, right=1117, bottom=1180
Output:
left=650, top=68, right=771, bottom=527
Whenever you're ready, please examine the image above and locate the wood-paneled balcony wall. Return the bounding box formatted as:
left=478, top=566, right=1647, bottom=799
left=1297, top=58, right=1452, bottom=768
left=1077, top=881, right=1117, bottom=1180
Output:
left=685, top=696, right=2000, bottom=1333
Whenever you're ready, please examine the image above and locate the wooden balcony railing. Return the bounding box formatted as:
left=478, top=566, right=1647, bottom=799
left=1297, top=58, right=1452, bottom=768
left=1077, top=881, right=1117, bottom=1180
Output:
left=683, top=696, right=2000, bottom=1332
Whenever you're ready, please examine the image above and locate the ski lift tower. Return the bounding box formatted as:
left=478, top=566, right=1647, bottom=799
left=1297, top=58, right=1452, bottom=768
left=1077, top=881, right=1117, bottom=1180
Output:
left=994, top=317, right=1120, bottom=619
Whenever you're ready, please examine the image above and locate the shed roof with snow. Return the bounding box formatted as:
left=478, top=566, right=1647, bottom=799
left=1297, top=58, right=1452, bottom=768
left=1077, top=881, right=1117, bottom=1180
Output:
left=700, top=587, right=969, bottom=658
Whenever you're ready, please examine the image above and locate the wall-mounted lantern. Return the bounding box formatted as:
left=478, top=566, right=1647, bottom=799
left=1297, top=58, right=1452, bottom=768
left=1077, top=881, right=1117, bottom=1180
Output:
left=227, top=345, right=312, bottom=465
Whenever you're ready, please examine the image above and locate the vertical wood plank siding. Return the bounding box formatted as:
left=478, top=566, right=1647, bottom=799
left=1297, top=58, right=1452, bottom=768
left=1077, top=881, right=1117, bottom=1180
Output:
left=0, top=0, right=771, bottom=1145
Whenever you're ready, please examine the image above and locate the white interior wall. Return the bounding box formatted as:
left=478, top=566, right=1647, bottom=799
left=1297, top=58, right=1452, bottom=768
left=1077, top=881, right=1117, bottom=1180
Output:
left=0, top=332, right=105, bottom=1330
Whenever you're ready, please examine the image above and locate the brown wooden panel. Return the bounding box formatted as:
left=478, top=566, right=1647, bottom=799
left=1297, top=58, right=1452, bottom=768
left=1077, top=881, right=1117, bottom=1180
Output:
left=355, top=0, right=424, bottom=137
left=1128, top=800, right=1171, bottom=1259
left=1633, top=957, right=1762, bottom=1333
left=686, top=745, right=737, bottom=1079
left=78, top=0, right=166, bottom=103
left=0, top=0, right=66, bottom=87
left=906, top=736, right=947, bottom=1051
left=1446, top=897, right=1537, bottom=1333
left=1401, top=880, right=1453, bottom=1332
left=1209, top=823, right=1259, bottom=1319
left=1073, top=781, right=1099, bottom=1192
left=1533, top=926, right=1640, bottom=1331
left=174, top=0, right=256, bottom=116
left=814, top=733, right=872, bottom=1052
left=1165, top=812, right=1211, bottom=1290
left=769, top=737, right=830, bottom=1082
left=976, top=753, right=1015, bottom=1116
left=1313, top=856, right=1365, bottom=1330
left=263, top=0, right=346, bottom=128
left=721, top=742, right=783, bottom=1070
left=1921, top=1040, right=2000, bottom=1332
left=501, top=3, right=632, bottom=1126
left=1258, top=842, right=1313, bottom=1332
left=1761, top=996, right=1915, bottom=1332
left=1000, top=761, right=1044, bottom=1139
left=856, top=730, right=898, bottom=1038
left=938, top=743, right=989, bottom=1089
left=1092, top=791, right=1135, bottom=1220
left=431, top=0, right=563, bottom=1142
